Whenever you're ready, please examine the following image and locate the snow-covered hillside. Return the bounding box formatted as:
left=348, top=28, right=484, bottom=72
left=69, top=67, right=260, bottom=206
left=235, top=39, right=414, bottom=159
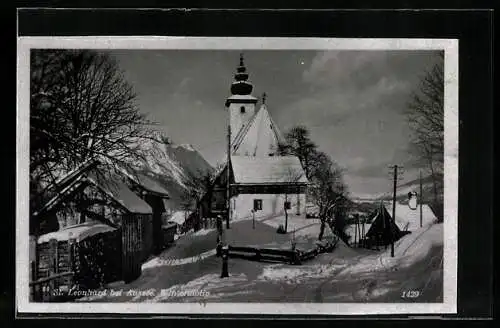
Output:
left=125, top=131, right=214, bottom=209
left=368, top=175, right=436, bottom=203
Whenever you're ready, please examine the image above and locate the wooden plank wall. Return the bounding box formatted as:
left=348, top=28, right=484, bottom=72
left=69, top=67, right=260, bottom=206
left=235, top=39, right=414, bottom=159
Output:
left=121, top=214, right=142, bottom=283
left=36, top=230, right=122, bottom=293
left=139, top=214, right=153, bottom=262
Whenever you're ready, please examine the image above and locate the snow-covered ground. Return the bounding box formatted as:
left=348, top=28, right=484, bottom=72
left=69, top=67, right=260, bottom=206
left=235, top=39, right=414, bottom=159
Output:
left=79, top=218, right=443, bottom=303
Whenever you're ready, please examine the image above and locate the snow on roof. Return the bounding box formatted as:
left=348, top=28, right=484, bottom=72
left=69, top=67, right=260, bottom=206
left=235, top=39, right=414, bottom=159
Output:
left=46, top=160, right=97, bottom=191
left=231, top=155, right=308, bottom=184
left=86, top=172, right=152, bottom=214
left=115, top=165, right=169, bottom=198
left=37, top=222, right=117, bottom=244
left=231, top=105, right=283, bottom=157
left=365, top=205, right=401, bottom=238
left=134, top=172, right=170, bottom=197
left=167, top=210, right=192, bottom=225
left=35, top=160, right=152, bottom=217
left=384, top=202, right=437, bottom=232
left=35, top=176, right=88, bottom=217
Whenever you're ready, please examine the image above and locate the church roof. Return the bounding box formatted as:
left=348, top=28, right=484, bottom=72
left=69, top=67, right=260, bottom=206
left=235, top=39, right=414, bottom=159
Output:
left=231, top=155, right=308, bottom=184
left=231, top=104, right=284, bottom=156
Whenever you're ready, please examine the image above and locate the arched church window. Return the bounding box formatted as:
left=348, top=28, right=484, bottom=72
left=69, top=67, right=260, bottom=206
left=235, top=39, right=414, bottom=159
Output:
left=240, top=106, right=246, bottom=113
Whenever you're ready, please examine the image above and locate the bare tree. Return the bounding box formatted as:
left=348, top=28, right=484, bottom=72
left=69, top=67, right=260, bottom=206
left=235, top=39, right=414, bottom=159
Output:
left=278, top=125, right=318, bottom=180
left=406, top=52, right=444, bottom=220
left=309, top=152, right=350, bottom=241
left=279, top=125, right=350, bottom=240
left=30, top=49, right=155, bottom=233
left=181, top=163, right=222, bottom=230
left=282, top=167, right=305, bottom=233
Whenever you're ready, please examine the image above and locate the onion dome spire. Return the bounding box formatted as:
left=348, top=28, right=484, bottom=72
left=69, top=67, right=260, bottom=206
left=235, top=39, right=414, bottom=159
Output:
left=231, top=53, right=253, bottom=95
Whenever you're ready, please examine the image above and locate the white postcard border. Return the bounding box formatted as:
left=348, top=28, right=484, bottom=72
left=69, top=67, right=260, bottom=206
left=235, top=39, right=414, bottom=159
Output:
left=16, top=37, right=458, bottom=315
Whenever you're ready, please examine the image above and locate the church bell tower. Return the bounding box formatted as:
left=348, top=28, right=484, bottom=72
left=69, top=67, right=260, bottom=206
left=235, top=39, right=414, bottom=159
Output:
left=225, top=54, right=258, bottom=144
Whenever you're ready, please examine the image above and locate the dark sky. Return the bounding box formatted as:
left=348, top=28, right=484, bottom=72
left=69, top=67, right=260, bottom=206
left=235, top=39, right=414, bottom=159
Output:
left=106, top=49, right=440, bottom=198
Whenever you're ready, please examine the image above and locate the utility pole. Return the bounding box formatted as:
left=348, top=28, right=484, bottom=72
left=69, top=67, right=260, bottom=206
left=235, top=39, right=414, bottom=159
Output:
left=226, top=124, right=231, bottom=230
left=362, top=217, right=365, bottom=248
left=354, top=217, right=358, bottom=247
left=420, top=170, right=423, bottom=228
left=390, top=165, right=398, bottom=258
left=380, top=200, right=385, bottom=251
left=357, top=214, right=361, bottom=247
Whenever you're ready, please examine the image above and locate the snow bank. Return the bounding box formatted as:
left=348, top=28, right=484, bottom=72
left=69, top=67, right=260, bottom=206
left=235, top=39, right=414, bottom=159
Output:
left=149, top=273, right=248, bottom=302
left=167, top=211, right=191, bottom=225
left=385, top=203, right=437, bottom=232
left=255, top=223, right=443, bottom=286
left=141, top=249, right=217, bottom=270
left=337, top=223, right=443, bottom=276
left=192, top=228, right=215, bottom=237
left=257, top=263, right=345, bottom=284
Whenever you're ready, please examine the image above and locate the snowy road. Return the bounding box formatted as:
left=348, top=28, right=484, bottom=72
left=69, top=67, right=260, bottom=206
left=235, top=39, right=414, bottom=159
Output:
left=78, top=222, right=443, bottom=303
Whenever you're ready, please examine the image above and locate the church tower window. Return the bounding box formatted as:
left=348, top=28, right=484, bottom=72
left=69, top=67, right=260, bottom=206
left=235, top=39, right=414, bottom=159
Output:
left=240, top=106, right=246, bottom=113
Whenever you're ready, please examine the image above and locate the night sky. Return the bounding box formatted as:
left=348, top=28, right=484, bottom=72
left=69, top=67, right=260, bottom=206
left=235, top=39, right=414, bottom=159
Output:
left=105, top=49, right=441, bottom=198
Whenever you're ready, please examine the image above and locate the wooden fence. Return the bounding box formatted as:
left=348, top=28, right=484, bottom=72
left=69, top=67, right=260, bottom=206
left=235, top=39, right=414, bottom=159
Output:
left=34, top=228, right=122, bottom=301
left=228, top=246, right=300, bottom=264
left=31, top=216, right=178, bottom=301
left=226, top=239, right=338, bottom=265
left=30, top=271, right=75, bottom=302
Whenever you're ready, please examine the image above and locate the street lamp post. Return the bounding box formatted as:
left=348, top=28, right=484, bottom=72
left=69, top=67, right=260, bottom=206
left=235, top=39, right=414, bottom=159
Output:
left=221, top=245, right=229, bottom=278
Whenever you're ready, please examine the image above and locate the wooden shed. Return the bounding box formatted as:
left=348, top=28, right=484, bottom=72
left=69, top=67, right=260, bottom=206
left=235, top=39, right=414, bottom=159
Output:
left=364, top=203, right=409, bottom=247
left=31, top=161, right=155, bottom=300
left=119, top=169, right=170, bottom=255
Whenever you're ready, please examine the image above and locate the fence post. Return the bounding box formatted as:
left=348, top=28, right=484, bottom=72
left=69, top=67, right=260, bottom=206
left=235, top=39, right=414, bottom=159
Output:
left=293, top=249, right=301, bottom=265
left=68, top=236, right=75, bottom=288
left=49, top=238, right=58, bottom=299
left=49, top=238, right=57, bottom=274
left=30, top=260, right=37, bottom=301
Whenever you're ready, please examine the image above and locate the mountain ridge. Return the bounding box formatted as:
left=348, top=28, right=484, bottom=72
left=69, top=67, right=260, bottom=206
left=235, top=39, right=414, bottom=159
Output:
left=127, top=132, right=214, bottom=210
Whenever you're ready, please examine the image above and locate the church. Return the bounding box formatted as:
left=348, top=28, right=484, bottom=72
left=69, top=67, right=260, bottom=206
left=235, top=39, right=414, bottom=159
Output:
left=205, top=54, right=308, bottom=223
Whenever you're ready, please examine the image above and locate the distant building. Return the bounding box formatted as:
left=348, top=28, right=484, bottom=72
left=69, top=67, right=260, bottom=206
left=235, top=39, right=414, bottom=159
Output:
left=207, top=54, right=308, bottom=222
left=384, top=201, right=438, bottom=232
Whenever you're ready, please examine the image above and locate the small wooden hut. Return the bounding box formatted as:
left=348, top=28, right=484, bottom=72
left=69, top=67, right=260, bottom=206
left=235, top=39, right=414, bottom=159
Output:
left=364, top=203, right=406, bottom=247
